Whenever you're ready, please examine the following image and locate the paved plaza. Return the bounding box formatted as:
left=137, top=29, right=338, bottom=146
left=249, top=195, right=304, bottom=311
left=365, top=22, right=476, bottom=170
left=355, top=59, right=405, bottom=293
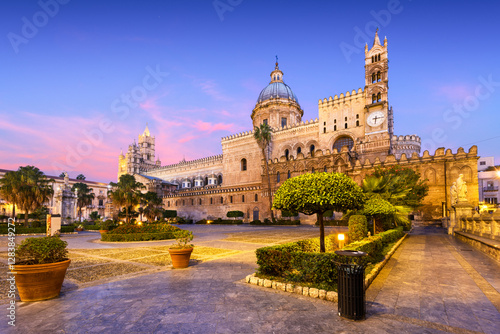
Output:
left=1, top=224, right=499, bottom=333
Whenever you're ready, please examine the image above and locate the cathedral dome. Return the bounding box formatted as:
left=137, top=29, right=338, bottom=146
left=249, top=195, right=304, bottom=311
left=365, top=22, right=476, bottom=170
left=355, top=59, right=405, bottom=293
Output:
left=257, top=82, right=299, bottom=104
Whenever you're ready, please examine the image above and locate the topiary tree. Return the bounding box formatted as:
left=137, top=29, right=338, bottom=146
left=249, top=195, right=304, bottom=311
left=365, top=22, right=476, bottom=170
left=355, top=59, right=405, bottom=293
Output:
left=361, top=195, right=398, bottom=235
left=273, top=172, right=365, bottom=252
left=348, top=215, right=368, bottom=242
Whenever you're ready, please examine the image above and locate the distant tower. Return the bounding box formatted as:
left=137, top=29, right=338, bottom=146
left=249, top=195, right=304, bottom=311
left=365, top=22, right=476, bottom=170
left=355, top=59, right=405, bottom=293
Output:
left=117, top=124, right=158, bottom=179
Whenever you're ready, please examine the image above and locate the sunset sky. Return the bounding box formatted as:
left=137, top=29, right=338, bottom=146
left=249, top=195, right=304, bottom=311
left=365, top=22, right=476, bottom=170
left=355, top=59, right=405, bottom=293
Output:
left=1, top=0, right=500, bottom=182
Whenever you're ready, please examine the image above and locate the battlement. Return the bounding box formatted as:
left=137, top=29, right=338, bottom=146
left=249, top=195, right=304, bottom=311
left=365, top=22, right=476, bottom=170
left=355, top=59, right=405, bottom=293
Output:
left=147, top=154, right=223, bottom=172
left=392, top=135, right=421, bottom=143
left=318, top=88, right=364, bottom=107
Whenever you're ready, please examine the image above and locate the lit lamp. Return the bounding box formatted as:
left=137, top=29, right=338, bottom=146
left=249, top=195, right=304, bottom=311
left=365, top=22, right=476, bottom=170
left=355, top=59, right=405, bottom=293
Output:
left=338, top=233, right=345, bottom=249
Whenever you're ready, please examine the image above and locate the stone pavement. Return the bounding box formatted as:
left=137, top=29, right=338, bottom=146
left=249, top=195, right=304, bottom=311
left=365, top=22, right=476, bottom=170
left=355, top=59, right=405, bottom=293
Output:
left=1, top=224, right=499, bottom=333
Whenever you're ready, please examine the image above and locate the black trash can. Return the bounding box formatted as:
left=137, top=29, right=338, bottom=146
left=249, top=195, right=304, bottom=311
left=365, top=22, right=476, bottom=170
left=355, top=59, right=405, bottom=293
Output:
left=335, top=250, right=367, bottom=320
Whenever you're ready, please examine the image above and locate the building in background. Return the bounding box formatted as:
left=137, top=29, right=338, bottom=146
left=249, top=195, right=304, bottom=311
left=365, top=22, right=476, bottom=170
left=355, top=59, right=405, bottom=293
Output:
left=477, top=157, right=500, bottom=209
left=118, top=32, right=479, bottom=223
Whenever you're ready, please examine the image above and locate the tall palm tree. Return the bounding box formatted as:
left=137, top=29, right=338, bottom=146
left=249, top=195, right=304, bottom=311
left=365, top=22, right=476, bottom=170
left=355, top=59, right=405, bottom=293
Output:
left=71, top=182, right=95, bottom=222
left=254, top=123, right=276, bottom=223
left=109, top=174, right=145, bottom=224
left=9, top=166, right=54, bottom=226
left=141, top=191, right=163, bottom=223
left=0, top=170, right=22, bottom=219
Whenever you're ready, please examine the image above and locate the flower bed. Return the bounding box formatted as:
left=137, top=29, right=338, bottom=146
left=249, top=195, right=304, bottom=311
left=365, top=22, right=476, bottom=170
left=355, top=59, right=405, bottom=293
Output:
left=195, top=219, right=243, bottom=224
left=100, top=223, right=182, bottom=242
left=255, top=227, right=404, bottom=290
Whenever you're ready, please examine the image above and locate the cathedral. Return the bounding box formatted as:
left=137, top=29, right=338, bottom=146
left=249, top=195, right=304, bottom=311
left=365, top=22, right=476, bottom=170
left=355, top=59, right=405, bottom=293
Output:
left=118, top=32, right=479, bottom=223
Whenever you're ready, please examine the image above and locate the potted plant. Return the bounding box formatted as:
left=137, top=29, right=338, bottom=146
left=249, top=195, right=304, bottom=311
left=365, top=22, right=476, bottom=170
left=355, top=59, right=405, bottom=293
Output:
left=98, top=219, right=113, bottom=234
left=13, top=236, right=71, bottom=301
left=75, top=224, right=84, bottom=232
left=168, top=230, right=194, bottom=268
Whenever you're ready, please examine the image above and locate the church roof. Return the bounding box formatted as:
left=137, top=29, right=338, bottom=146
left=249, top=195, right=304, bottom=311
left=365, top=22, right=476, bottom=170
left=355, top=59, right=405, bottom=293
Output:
left=256, top=60, right=299, bottom=104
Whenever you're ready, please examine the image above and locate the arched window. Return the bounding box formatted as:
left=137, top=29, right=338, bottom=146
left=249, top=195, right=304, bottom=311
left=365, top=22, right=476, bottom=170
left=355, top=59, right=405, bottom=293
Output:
left=167, top=201, right=170, bottom=207
left=242, top=195, right=245, bottom=202
left=378, top=54, right=381, bottom=61
left=277, top=172, right=280, bottom=183
left=182, top=200, right=185, bottom=205
left=230, top=196, right=233, bottom=203
left=198, top=198, right=202, bottom=205
left=333, top=136, right=354, bottom=152
left=334, top=125, right=337, bottom=131
left=285, top=149, right=289, bottom=160
left=344, top=123, right=348, bottom=129
left=377, top=92, right=381, bottom=102
left=356, top=114, right=359, bottom=119
left=311, top=167, right=315, bottom=173
left=205, top=177, right=208, bottom=185
left=255, top=194, right=258, bottom=201
left=372, top=73, right=376, bottom=83
left=372, top=94, right=376, bottom=103
left=310, top=145, right=315, bottom=155
left=377, top=71, right=381, bottom=82
left=220, top=196, right=223, bottom=204
left=297, top=147, right=301, bottom=155
left=210, top=198, right=213, bottom=205
left=324, top=166, right=327, bottom=172
left=241, top=158, right=247, bottom=171
left=191, top=199, right=194, bottom=205
left=287, top=170, right=291, bottom=179
left=218, top=175, right=222, bottom=185
left=356, top=120, right=360, bottom=126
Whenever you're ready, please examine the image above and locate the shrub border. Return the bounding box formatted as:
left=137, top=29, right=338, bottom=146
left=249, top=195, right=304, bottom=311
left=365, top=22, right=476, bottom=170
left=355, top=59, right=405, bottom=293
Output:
left=246, top=232, right=408, bottom=303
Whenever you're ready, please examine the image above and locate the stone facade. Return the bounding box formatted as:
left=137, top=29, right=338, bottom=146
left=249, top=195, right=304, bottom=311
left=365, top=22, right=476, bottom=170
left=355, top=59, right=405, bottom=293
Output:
left=118, top=32, right=479, bottom=222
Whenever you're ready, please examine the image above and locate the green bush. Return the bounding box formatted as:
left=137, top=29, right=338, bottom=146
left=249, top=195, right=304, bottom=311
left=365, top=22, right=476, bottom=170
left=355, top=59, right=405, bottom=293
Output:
left=83, top=224, right=101, bottom=230
left=101, top=231, right=179, bottom=242
left=163, top=210, right=177, bottom=218
left=314, top=219, right=348, bottom=226
left=250, top=219, right=300, bottom=225
left=256, top=228, right=405, bottom=285
left=106, top=223, right=180, bottom=234
left=61, top=226, right=75, bottom=233
left=348, top=215, right=368, bottom=242
left=281, top=210, right=298, bottom=217
left=173, top=217, right=193, bottom=224
left=15, top=236, right=68, bottom=265
left=227, top=211, right=244, bottom=218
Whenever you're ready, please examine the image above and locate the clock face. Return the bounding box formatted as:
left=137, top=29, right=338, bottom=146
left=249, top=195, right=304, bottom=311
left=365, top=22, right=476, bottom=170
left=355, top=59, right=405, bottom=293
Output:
left=367, top=111, right=385, bottom=127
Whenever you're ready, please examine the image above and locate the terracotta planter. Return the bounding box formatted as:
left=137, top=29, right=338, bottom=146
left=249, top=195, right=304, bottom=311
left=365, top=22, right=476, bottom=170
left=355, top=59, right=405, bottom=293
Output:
left=168, top=248, right=193, bottom=268
left=13, top=259, right=71, bottom=302
left=76, top=228, right=83, bottom=232
left=99, top=230, right=108, bottom=234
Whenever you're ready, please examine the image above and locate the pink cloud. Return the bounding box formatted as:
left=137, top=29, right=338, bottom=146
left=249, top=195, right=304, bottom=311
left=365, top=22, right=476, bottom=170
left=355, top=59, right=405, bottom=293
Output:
left=435, top=84, right=473, bottom=102
left=178, top=135, right=198, bottom=143
left=193, top=120, right=234, bottom=133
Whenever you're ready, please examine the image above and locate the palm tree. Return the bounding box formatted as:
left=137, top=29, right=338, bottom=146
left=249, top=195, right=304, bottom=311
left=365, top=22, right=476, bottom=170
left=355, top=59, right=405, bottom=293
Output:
left=8, top=166, right=54, bottom=226
left=141, top=191, right=163, bottom=223
left=0, top=170, right=22, bottom=219
left=109, top=174, right=145, bottom=224
left=254, top=123, right=276, bottom=223
left=71, top=182, right=95, bottom=222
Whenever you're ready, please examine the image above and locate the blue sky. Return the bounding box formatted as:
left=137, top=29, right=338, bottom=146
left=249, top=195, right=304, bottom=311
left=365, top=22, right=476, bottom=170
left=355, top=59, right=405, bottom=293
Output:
left=1, top=0, right=499, bottom=182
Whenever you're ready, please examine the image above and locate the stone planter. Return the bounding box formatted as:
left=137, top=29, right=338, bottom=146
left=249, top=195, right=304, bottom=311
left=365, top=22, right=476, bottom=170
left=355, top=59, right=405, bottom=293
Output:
left=168, top=248, right=193, bottom=268
left=13, top=259, right=71, bottom=302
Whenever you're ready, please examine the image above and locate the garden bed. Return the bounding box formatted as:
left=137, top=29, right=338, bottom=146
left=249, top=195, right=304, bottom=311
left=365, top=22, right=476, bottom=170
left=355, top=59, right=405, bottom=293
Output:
left=250, top=219, right=300, bottom=226
left=195, top=219, right=243, bottom=224
left=253, top=227, right=405, bottom=292
left=100, top=223, right=181, bottom=242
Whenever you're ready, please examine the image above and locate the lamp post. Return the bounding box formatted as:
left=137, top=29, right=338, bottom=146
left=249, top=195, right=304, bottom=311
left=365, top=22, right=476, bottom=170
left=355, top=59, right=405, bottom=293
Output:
left=338, top=233, right=345, bottom=249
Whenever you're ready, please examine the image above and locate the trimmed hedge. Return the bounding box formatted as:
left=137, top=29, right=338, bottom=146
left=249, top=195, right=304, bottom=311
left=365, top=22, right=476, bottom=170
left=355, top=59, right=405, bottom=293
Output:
left=106, top=223, right=180, bottom=234
left=101, top=231, right=179, bottom=242
left=227, top=211, right=244, bottom=218
left=250, top=219, right=300, bottom=225
left=256, top=227, right=404, bottom=285
left=163, top=210, right=177, bottom=218
left=83, top=224, right=101, bottom=230
left=195, top=219, right=243, bottom=224
left=0, top=226, right=75, bottom=234
left=348, top=215, right=368, bottom=242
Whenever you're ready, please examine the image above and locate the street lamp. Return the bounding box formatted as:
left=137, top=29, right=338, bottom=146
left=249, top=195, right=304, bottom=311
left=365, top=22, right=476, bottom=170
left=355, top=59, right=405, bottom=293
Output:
left=338, top=233, right=345, bottom=249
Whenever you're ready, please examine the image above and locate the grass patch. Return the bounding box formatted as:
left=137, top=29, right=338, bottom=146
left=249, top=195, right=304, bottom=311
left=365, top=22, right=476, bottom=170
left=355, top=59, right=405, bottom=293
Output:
left=66, top=262, right=147, bottom=283
left=225, top=230, right=324, bottom=244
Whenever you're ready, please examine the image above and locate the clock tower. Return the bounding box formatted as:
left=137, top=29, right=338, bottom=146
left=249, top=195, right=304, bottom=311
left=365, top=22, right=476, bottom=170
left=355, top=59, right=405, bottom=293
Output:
left=361, top=30, right=394, bottom=155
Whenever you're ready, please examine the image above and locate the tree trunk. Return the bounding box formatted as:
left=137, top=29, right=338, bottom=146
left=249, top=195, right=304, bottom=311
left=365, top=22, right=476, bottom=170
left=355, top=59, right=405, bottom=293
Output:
left=318, top=212, right=325, bottom=253
left=24, top=209, right=30, bottom=227
left=262, top=148, right=276, bottom=223
left=373, top=217, right=376, bottom=236
left=126, top=206, right=130, bottom=224
left=12, top=204, right=16, bottom=221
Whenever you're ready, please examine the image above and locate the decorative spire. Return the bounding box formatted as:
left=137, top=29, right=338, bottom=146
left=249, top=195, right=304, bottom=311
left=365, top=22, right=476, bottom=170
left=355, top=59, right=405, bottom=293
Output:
left=373, top=28, right=381, bottom=46
left=143, top=123, right=150, bottom=137
left=275, top=55, right=279, bottom=70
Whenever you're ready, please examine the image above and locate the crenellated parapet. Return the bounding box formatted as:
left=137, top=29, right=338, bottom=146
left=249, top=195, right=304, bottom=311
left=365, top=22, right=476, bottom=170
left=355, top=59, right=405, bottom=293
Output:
left=318, top=88, right=364, bottom=110
left=148, top=154, right=223, bottom=171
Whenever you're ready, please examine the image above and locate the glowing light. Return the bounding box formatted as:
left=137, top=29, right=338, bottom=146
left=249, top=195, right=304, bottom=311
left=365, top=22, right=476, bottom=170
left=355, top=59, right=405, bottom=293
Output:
left=207, top=220, right=213, bottom=224
left=338, top=233, right=345, bottom=241
left=138, top=221, right=142, bottom=225
left=338, top=233, right=345, bottom=249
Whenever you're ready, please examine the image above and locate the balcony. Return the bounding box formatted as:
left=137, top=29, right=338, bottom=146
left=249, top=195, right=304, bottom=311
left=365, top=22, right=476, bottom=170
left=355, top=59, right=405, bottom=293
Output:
left=483, top=187, right=499, bottom=192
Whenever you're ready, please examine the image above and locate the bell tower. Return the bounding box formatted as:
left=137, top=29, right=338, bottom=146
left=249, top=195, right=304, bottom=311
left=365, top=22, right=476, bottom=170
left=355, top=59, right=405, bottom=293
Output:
left=363, top=30, right=393, bottom=138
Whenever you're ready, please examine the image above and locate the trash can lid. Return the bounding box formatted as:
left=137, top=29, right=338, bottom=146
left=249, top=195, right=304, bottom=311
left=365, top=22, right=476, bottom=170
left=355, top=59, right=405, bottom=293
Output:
left=335, top=250, right=367, bottom=257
